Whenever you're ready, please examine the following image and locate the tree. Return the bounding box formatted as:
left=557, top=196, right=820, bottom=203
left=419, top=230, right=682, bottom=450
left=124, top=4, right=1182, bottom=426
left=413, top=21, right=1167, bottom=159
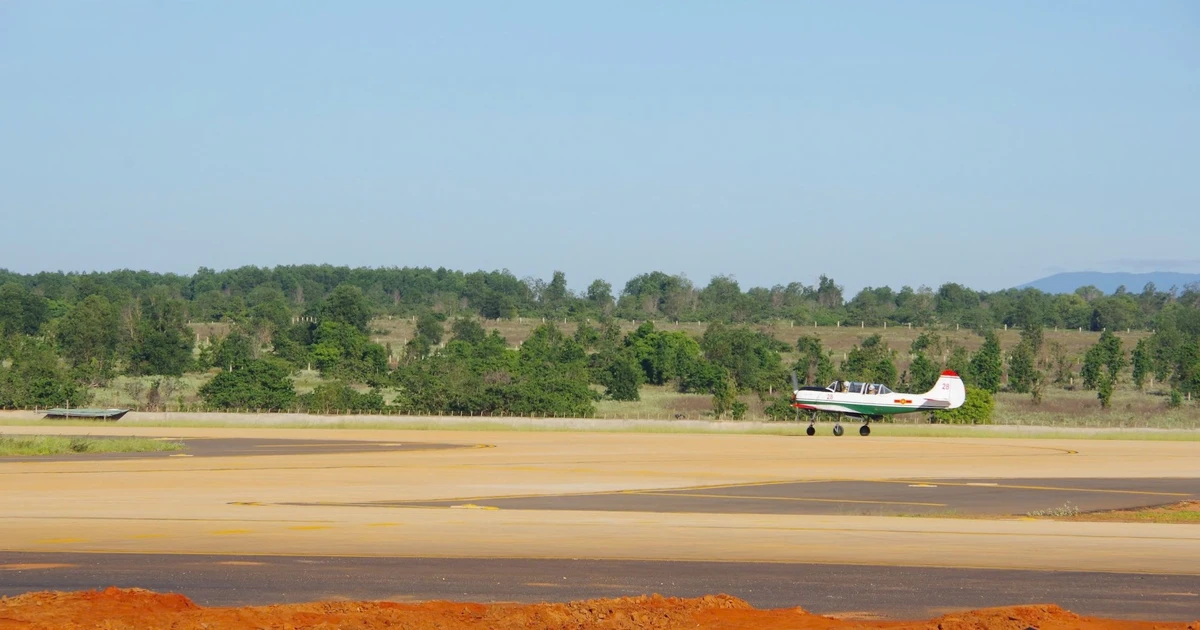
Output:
left=0, top=339, right=87, bottom=409
left=198, top=358, right=296, bottom=410
left=1097, top=374, right=1114, bottom=409
left=1082, top=330, right=1126, bottom=389
left=840, top=334, right=898, bottom=386
left=312, top=320, right=387, bottom=381
left=700, top=323, right=788, bottom=395
left=815, top=275, right=843, bottom=308
left=625, top=323, right=704, bottom=387
left=908, top=352, right=941, bottom=392
left=125, top=287, right=194, bottom=377
left=946, top=346, right=971, bottom=383
left=710, top=371, right=736, bottom=418
left=1048, top=341, right=1076, bottom=386
left=0, top=282, right=49, bottom=337
left=1007, top=342, right=1039, bottom=394
left=414, top=312, right=445, bottom=348
left=320, top=284, right=372, bottom=333
left=587, top=279, right=613, bottom=312
left=297, top=381, right=386, bottom=413
left=1131, top=338, right=1152, bottom=390
left=969, top=331, right=1003, bottom=393
left=542, top=271, right=569, bottom=314
left=794, top=335, right=835, bottom=386
left=450, top=318, right=486, bottom=345
left=598, top=351, right=642, bottom=401
left=211, top=329, right=256, bottom=371
left=56, top=295, right=120, bottom=384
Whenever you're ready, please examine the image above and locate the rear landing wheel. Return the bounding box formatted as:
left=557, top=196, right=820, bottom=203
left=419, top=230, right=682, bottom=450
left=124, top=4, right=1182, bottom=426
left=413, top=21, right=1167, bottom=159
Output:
left=805, top=425, right=815, bottom=436
left=859, top=425, right=870, bottom=437
left=832, top=424, right=844, bottom=437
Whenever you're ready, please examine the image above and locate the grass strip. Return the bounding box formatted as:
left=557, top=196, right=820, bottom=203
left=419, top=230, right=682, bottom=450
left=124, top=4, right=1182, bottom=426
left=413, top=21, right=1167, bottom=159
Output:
left=0, top=435, right=184, bottom=456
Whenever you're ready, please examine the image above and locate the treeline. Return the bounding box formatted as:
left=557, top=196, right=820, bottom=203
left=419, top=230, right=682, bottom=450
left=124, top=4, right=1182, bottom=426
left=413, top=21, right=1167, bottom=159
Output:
left=2, top=266, right=1199, bottom=419
left=3, top=265, right=1199, bottom=330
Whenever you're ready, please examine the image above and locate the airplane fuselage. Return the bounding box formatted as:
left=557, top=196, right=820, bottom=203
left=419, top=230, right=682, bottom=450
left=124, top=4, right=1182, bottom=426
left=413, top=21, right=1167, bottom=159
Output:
left=791, top=388, right=950, bottom=418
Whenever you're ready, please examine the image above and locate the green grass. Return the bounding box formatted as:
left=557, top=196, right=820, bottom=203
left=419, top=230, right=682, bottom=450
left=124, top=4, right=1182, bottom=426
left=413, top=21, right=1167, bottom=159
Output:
left=0, top=434, right=184, bottom=456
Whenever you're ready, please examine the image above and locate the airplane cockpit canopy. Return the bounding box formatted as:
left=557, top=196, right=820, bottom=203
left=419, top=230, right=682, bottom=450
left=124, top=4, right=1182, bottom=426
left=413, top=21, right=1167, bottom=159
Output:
left=826, top=380, right=893, bottom=395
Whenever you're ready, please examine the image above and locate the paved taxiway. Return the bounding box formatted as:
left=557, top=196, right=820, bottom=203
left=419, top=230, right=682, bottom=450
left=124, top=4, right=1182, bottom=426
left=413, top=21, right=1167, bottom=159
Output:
left=298, top=477, right=1198, bottom=517
left=1, top=425, right=1198, bottom=619
left=3, top=552, right=1198, bottom=620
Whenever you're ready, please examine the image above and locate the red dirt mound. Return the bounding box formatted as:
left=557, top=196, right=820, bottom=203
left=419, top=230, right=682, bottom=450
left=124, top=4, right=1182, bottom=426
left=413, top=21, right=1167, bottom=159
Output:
left=0, top=588, right=1194, bottom=630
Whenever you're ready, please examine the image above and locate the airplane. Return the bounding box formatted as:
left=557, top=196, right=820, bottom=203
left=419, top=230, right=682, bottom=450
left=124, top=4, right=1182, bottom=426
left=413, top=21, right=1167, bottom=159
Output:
left=790, top=370, right=965, bottom=436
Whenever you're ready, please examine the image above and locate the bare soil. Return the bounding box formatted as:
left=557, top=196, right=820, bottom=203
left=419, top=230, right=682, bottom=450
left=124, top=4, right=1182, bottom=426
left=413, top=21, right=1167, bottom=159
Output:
left=0, top=588, right=1194, bottom=630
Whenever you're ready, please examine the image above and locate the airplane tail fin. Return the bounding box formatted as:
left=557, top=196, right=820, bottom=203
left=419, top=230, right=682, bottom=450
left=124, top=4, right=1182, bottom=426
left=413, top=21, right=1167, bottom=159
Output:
left=924, top=371, right=966, bottom=409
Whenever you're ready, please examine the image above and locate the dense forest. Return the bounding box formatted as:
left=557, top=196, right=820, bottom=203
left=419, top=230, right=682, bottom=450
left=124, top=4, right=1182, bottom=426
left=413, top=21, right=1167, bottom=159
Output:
left=1, top=265, right=1198, bottom=419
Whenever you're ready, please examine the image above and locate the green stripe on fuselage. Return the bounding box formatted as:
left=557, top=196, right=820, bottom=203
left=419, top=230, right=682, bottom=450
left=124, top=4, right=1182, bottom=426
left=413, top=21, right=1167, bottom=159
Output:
left=804, top=401, right=923, bottom=416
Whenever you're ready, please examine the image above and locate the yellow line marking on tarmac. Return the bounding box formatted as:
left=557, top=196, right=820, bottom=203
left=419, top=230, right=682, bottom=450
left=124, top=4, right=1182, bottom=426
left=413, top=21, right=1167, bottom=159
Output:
left=210, top=529, right=253, bottom=535
left=168, top=454, right=193, bottom=457
left=634, top=491, right=947, bottom=507
left=287, top=525, right=333, bottom=531
left=450, top=504, right=500, bottom=510
left=254, top=443, right=398, bottom=448
left=908, top=484, right=938, bottom=488
left=34, top=538, right=86, bottom=544
left=1, top=563, right=76, bottom=571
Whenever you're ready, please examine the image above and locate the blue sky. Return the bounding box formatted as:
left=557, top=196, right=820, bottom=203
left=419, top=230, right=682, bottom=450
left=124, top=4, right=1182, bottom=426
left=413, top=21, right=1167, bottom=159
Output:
left=2, top=2, right=1197, bottom=294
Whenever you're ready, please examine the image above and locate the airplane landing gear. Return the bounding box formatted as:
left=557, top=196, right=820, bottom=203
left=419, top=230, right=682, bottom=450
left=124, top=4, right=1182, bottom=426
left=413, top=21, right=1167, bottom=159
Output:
left=806, top=425, right=815, bottom=436
left=860, top=424, right=870, bottom=436
left=832, top=424, right=844, bottom=437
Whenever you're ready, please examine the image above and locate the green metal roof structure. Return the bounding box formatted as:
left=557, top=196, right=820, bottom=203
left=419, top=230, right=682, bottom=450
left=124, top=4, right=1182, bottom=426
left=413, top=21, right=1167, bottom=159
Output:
left=43, top=408, right=130, bottom=420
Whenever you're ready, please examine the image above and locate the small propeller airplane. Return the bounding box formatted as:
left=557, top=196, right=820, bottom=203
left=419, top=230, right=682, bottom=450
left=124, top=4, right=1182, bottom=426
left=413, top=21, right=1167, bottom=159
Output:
left=790, top=370, right=966, bottom=436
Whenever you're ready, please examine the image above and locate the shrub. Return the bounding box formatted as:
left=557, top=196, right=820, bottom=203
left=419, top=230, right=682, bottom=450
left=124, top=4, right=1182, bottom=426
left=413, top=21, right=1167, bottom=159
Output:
left=932, top=387, right=994, bottom=424
left=199, top=358, right=296, bottom=410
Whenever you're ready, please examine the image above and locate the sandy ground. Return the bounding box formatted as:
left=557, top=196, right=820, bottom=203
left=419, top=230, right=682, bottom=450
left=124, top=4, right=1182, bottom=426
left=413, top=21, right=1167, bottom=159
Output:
left=1, top=588, right=1195, bottom=630
left=1, top=425, right=1198, bottom=575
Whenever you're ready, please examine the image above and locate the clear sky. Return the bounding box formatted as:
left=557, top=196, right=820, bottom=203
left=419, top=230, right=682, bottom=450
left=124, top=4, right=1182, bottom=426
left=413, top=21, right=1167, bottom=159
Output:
left=2, top=2, right=1197, bottom=294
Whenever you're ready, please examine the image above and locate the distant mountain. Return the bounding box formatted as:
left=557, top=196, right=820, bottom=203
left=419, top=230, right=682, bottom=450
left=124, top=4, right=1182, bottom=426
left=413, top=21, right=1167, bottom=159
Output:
left=1018, top=272, right=1200, bottom=295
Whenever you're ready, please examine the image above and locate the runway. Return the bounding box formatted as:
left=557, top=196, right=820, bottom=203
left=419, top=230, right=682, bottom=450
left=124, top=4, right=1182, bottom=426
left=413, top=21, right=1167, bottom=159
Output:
left=292, top=477, right=1199, bottom=517
left=1, top=425, right=1198, bottom=620
left=2, top=551, right=1198, bottom=620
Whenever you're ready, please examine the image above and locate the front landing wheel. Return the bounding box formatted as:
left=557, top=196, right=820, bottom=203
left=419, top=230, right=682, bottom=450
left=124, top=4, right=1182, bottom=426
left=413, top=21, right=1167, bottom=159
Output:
left=805, top=425, right=815, bottom=436
left=859, top=425, right=871, bottom=437
left=832, top=424, right=844, bottom=437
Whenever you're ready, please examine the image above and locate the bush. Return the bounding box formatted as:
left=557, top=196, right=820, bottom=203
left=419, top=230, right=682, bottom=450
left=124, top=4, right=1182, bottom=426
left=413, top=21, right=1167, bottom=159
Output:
left=730, top=400, right=748, bottom=420
left=199, top=358, right=296, bottom=410
left=1097, top=375, right=1114, bottom=409
left=763, top=393, right=796, bottom=421
left=932, top=387, right=994, bottom=424
left=297, top=381, right=386, bottom=413
left=1168, top=389, right=1183, bottom=408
